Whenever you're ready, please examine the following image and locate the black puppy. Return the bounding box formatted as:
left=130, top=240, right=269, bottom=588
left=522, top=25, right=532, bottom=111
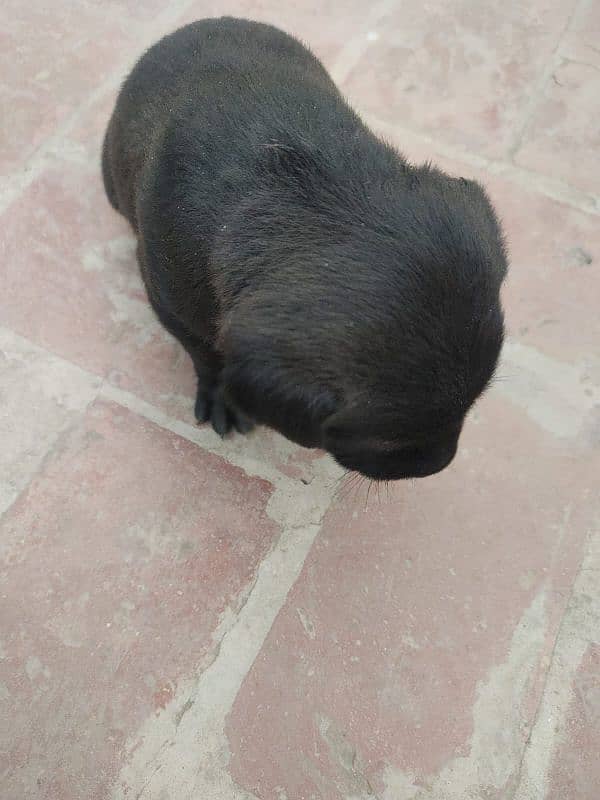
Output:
left=102, top=17, right=507, bottom=480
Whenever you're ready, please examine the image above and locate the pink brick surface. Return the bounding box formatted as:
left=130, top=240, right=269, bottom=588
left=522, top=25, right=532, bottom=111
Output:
left=515, top=60, right=600, bottom=196
left=547, top=644, right=600, bottom=800
left=0, top=399, right=278, bottom=799
left=0, top=164, right=199, bottom=419
left=340, top=0, right=578, bottom=159
left=0, top=0, right=141, bottom=178
left=560, top=0, right=600, bottom=69
left=226, top=395, right=600, bottom=798
left=178, top=0, right=374, bottom=66
left=1, top=1, right=599, bottom=798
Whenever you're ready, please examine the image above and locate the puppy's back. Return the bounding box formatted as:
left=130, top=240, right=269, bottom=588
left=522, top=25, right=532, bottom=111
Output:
left=103, top=17, right=336, bottom=225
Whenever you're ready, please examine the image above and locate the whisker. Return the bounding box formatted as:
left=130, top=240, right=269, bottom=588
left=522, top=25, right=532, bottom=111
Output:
left=336, top=470, right=362, bottom=501
left=365, top=479, right=374, bottom=510
left=335, top=477, right=351, bottom=501
left=354, top=475, right=367, bottom=502
left=332, top=470, right=351, bottom=497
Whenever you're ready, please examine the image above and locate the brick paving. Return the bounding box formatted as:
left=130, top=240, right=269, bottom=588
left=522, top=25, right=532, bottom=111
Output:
left=1, top=2, right=599, bottom=799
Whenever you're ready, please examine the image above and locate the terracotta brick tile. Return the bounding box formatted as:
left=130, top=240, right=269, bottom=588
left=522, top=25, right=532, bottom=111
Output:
left=226, top=395, right=600, bottom=798
left=0, top=398, right=279, bottom=799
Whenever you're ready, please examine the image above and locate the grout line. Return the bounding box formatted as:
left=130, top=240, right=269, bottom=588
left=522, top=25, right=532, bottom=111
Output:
left=1, top=324, right=343, bottom=800
left=506, top=55, right=564, bottom=163
left=104, top=409, right=343, bottom=800
left=507, top=0, right=584, bottom=161
left=556, top=0, right=599, bottom=69
left=0, top=69, right=121, bottom=215
left=0, top=324, right=339, bottom=497
left=562, top=54, right=600, bottom=71
left=494, top=339, right=599, bottom=441
left=512, top=529, right=600, bottom=800
left=99, top=382, right=341, bottom=496
left=1, top=0, right=596, bottom=224
left=362, top=112, right=600, bottom=216
left=2, top=5, right=597, bottom=794
left=0, top=0, right=198, bottom=215
left=477, top=154, right=599, bottom=216
left=0, top=326, right=103, bottom=519
left=329, top=0, right=398, bottom=86
left=113, top=518, right=330, bottom=800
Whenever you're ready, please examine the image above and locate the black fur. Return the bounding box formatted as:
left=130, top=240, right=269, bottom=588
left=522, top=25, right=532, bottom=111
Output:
left=102, top=17, right=507, bottom=480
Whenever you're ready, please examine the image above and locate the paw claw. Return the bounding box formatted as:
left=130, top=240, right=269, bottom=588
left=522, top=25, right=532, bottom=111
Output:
left=210, top=387, right=232, bottom=437
left=233, top=413, right=255, bottom=434
left=194, top=377, right=253, bottom=437
left=194, top=391, right=211, bottom=424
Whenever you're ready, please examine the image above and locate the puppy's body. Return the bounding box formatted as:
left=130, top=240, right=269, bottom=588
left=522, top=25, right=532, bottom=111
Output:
left=103, top=17, right=507, bottom=479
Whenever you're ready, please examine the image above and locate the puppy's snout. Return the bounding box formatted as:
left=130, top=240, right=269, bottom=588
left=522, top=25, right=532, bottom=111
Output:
left=330, top=431, right=460, bottom=481
left=401, top=439, right=458, bottom=478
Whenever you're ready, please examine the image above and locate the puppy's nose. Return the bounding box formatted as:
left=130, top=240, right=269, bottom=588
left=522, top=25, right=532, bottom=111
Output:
left=384, top=437, right=458, bottom=480
left=415, top=441, right=457, bottom=477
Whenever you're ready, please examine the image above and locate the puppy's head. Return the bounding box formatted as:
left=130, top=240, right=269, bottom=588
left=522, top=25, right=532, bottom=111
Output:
left=221, top=162, right=507, bottom=480
left=321, top=297, right=504, bottom=480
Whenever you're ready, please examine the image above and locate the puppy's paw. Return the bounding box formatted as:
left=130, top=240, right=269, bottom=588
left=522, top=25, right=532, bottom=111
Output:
left=194, top=385, right=213, bottom=424
left=211, top=384, right=255, bottom=437
left=195, top=381, right=254, bottom=437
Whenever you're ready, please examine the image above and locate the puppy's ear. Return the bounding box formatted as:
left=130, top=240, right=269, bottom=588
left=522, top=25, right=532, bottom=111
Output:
left=220, top=311, right=338, bottom=447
